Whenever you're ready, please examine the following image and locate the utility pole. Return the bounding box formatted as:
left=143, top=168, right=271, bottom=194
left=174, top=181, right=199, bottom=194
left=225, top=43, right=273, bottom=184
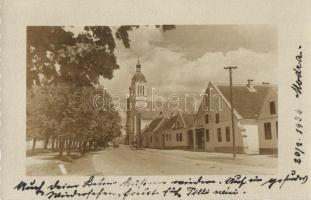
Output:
left=224, top=66, right=238, bottom=159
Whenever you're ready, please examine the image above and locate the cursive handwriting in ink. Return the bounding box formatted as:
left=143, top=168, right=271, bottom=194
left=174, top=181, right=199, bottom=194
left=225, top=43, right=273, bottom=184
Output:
left=82, top=176, right=117, bottom=187
left=14, top=180, right=45, bottom=196
left=163, top=187, right=182, bottom=197
left=171, top=176, right=215, bottom=185
left=293, top=109, right=304, bottom=164
left=186, top=187, right=210, bottom=196
left=122, top=187, right=159, bottom=200
left=291, top=45, right=303, bottom=98
left=261, top=170, right=308, bottom=189
left=47, top=180, right=79, bottom=190
left=224, top=175, right=247, bottom=188
left=213, top=187, right=239, bottom=195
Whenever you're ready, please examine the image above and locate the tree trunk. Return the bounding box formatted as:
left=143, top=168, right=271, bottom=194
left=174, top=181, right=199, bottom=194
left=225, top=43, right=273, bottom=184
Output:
left=78, top=141, right=82, bottom=150
left=44, top=136, right=49, bottom=150
left=67, top=139, right=72, bottom=155
left=59, top=137, right=64, bottom=156
left=80, top=141, right=84, bottom=150
left=57, top=136, right=61, bottom=149
left=64, top=138, right=67, bottom=150
left=66, top=139, right=70, bottom=149
left=89, top=141, right=92, bottom=151
left=82, top=141, right=87, bottom=154
left=94, top=140, right=98, bottom=150
left=32, top=137, right=37, bottom=152
left=51, top=137, right=55, bottom=150
left=93, top=140, right=97, bottom=150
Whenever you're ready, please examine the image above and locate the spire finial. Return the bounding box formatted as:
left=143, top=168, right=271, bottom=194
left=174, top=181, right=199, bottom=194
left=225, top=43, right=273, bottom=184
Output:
left=136, top=56, right=141, bottom=72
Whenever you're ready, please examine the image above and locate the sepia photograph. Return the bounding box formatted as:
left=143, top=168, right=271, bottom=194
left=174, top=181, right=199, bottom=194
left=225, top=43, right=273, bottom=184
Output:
left=26, top=25, right=278, bottom=176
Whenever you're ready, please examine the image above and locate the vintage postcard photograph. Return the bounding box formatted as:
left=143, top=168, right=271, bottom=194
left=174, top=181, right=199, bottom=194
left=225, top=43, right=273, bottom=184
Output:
left=1, top=1, right=310, bottom=199
left=26, top=25, right=278, bottom=176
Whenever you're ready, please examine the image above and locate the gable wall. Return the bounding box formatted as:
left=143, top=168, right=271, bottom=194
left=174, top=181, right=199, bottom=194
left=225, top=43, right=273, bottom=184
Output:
left=257, top=89, right=278, bottom=153
left=194, top=82, right=246, bottom=153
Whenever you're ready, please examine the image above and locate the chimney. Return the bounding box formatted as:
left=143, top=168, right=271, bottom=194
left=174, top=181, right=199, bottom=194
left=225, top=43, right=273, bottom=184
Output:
left=246, top=79, right=256, bottom=92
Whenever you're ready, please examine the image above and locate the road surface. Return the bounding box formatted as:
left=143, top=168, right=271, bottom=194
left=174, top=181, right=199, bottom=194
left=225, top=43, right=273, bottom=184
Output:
left=65, top=145, right=277, bottom=175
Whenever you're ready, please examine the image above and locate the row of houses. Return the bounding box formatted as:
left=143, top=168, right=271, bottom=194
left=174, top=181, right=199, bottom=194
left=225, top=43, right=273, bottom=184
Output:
left=141, top=80, right=278, bottom=154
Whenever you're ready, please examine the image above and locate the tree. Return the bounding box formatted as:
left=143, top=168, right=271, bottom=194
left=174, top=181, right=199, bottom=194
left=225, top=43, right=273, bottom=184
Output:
left=27, top=25, right=175, bottom=88
left=26, top=25, right=174, bottom=154
left=27, top=84, right=122, bottom=155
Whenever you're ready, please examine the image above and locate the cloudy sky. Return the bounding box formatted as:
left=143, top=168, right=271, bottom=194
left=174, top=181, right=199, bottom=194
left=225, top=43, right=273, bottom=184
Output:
left=100, top=25, right=278, bottom=97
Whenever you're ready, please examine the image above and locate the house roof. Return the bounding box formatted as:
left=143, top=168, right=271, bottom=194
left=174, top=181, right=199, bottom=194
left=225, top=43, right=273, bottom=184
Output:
left=137, top=99, right=196, bottom=120
left=142, top=117, right=164, bottom=133
left=153, top=111, right=196, bottom=133
left=216, top=83, right=277, bottom=119
left=183, top=113, right=195, bottom=127
left=156, top=115, right=177, bottom=132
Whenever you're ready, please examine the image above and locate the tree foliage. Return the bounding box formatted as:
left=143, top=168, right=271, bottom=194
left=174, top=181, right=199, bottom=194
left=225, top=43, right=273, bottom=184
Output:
left=27, top=85, right=121, bottom=151
left=27, top=25, right=175, bottom=88
left=26, top=25, right=175, bottom=153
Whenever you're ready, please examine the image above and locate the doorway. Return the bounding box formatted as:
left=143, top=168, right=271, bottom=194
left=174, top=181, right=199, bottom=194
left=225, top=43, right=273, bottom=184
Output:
left=195, top=128, right=205, bottom=150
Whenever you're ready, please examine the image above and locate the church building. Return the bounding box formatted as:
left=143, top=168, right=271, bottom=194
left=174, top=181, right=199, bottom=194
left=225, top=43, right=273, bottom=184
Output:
left=125, top=58, right=148, bottom=146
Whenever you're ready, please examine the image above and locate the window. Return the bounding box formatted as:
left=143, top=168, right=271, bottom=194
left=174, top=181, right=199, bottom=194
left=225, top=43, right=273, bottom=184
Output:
left=176, top=133, right=183, bottom=142
left=205, top=114, right=209, bottom=124
left=126, top=98, right=130, bottom=110
left=264, top=122, right=272, bottom=140
left=216, top=113, right=220, bottom=124
left=276, top=121, right=278, bottom=138
left=149, top=136, right=152, bottom=143
left=155, top=136, right=159, bottom=143
left=142, top=86, right=145, bottom=96
left=270, top=101, right=276, bottom=115
left=169, top=134, right=171, bottom=141
left=217, top=128, right=222, bottom=142
left=165, top=134, right=168, bottom=141
left=205, top=129, right=209, bottom=142
left=225, top=127, right=230, bottom=142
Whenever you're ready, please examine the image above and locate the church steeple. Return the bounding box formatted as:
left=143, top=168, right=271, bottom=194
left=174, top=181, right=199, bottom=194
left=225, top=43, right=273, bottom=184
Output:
left=136, top=56, right=141, bottom=72
left=126, top=56, right=148, bottom=146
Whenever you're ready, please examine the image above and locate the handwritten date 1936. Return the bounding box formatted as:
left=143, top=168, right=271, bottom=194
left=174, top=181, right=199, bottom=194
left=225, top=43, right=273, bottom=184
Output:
left=294, top=109, right=304, bottom=165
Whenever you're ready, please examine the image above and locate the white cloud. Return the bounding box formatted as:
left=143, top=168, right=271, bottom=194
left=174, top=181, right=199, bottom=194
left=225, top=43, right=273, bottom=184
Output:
left=101, top=27, right=277, bottom=98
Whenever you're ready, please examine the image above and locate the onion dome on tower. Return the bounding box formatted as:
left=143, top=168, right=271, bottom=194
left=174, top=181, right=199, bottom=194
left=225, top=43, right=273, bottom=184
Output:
left=131, top=57, right=147, bottom=83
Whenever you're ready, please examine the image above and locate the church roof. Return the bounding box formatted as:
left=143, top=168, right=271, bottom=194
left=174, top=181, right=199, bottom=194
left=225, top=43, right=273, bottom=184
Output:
left=131, top=58, right=147, bottom=83
left=131, top=71, right=147, bottom=83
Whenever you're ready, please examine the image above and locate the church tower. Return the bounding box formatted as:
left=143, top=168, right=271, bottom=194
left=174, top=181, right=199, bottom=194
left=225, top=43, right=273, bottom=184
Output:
left=126, top=57, right=147, bottom=146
